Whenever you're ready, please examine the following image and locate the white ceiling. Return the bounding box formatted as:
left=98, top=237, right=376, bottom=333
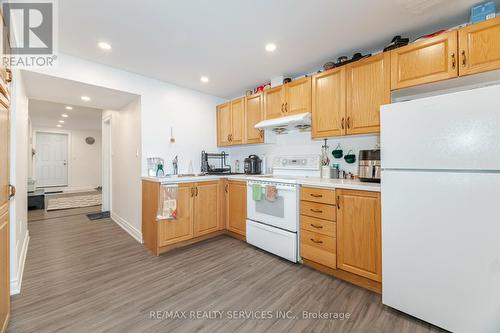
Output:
left=22, top=71, right=139, bottom=110
left=29, top=99, right=102, bottom=131
left=58, top=0, right=493, bottom=98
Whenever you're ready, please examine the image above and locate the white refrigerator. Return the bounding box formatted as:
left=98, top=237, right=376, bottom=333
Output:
left=380, top=84, right=500, bottom=333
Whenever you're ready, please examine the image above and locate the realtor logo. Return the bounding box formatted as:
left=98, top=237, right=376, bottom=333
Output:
left=2, top=0, right=58, bottom=67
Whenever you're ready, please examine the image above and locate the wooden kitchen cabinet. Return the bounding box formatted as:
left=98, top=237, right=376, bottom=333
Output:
left=264, top=77, right=312, bottom=120
left=245, top=92, right=264, bottom=144
left=217, top=102, right=232, bottom=146
left=230, top=97, right=245, bottom=145
left=193, top=181, right=220, bottom=237
left=226, top=180, right=247, bottom=237
left=158, top=183, right=194, bottom=247
left=336, top=189, right=381, bottom=282
left=459, top=17, right=500, bottom=76
left=263, top=85, right=285, bottom=120
left=311, top=67, right=346, bottom=138
left=346, top=53, right=390, bottom=135
left=391, top=31, right=458, bottom=90
left=142, top=180, right=225, bottom=255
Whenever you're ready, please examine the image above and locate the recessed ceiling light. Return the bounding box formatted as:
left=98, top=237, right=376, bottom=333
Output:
left=200, top=76, right=209, bottom=83
left=98, top=41, right=112, bottom=50
left=58, top=120, right=65, bottom=123
left=61, top=114, right=69, bottom=118
left=81, top=96, right=91, bottom=101
left=56, top=124, right=62, bottom=128
left=265, top=43, right=277, bottom=52
left=65, top=106, right=73, bottom=110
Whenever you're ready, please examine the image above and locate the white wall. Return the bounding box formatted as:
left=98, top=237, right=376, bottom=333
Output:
left=225, top=132, right=380, bottom=175
left=102, top=98, right=142, bottom=241
left=27, top=53, right=224, bottom=242
left=9, top=70, right=29, bottom=294
left=32, top=126, right=102, bottom=189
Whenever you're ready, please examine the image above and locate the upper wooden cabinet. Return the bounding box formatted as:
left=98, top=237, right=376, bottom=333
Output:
left=264, top=77, right=311, bottom=120
left=285, top=77, right=312, bottom=115
left=459, top=17, right=500, bottom=76
left=230, top=98, right=245, bottom=145
left=346, top=53, right=390, bottom=135
left=336, top=189, right=381, bottom=282
left=226, top=180, right=246, bottom=237
left=391, top=31, right=458, bottom=89
left=263, top=85, right=285, bottom=119
left=217, top=102, right=231, bottom=146
left=312, top=67, right=346, bottom=138
left=245, top=93, right=264, bottom=144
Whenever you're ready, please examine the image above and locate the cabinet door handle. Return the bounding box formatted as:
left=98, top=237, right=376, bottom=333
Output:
left=259, top=129, right=264, bottom=138
left=341, top=117, right=345, bottom=130
left=310, top=208, right=323, bottom=213
left=225, top=184, right=228, bottom=193
left=281, top=103, right=284, bottom=113
left=285, top=102, right=288, bottom=113
left=310, top=223, right=323, bottom=229
left=310, top=194, right=323, bottom=198
left=347, top=117, right=351, bottom=129
left=451, top=53, right=456, bottom=69
left=461, top=50, right=467, bottom=67
left=195, top=187, right=199, bottom=196
left=336, top=195, right=340, bottom=209
left=310, top=238, right=323, bottom=244
left=190, top=187, right=195, bottom=197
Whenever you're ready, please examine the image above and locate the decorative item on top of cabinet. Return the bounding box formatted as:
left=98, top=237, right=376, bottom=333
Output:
left=346, top=52, right=390, bottom=135
left=312, top=67, right=346, bottom=138
left=263, top=77, right=311, bottom=120
left=336, top=189, right=381, bottom=282
left=458, top=16, right=500, bottom=76
left=390, top=30, right=458, bottom=90
left=245, top=92, right=264, bottom=144
left=225, top=180, right=247, bottom=239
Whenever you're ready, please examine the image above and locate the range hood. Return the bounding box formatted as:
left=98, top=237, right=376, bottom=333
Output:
left=255, top=112, right=311, bottom=134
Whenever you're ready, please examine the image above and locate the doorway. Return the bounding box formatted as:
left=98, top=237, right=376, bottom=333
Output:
left=34, top=131, right=69, bottom=187
left=102, top=116, right=112, bottom=212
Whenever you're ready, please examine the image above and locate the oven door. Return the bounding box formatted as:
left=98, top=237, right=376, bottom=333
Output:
left=247, top=181, right=298, bottom=232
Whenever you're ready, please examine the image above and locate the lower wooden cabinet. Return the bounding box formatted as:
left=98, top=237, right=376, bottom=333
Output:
left=0, top=211, right=9, bottom=333
left=225, top=180, right=247, bottom=237
left=158, top=183, right=194, bottom=246
left=142, top=180, right=224, bottom=255
left=336, top=189, right=382, bottom=282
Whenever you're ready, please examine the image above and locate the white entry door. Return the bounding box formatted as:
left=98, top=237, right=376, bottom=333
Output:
left=35, top=132, right=69, bottom=187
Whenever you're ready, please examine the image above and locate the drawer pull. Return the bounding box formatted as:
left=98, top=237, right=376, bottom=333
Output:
left=310, top=209, right=323, bottom=213
left=310, top=194, right=323, bottom=198
left=310, top=223, right=323, bottom=229
left=310, top=238, right=323, bottom=244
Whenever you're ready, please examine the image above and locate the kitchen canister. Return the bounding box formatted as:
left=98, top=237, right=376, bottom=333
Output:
left=321, top=165, right=330, bottom=179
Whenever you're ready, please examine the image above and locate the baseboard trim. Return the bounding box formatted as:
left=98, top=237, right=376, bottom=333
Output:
left=10, top=231, right=30, bottom=295
left=111, top=212, right=142, bottom=243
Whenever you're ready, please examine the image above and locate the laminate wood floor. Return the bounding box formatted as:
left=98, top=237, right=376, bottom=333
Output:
left=8, top=211, right=445, bottom=333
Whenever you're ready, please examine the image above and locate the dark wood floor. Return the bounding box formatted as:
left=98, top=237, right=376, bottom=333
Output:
left=8, top=209, right=444, bottom=333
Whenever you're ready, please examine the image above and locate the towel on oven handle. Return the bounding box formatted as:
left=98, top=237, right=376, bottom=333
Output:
left=265, top=184, right=278, bottom=202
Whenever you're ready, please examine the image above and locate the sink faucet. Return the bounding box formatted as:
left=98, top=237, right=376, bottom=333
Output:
left=172, top=155, right=178, bottom=175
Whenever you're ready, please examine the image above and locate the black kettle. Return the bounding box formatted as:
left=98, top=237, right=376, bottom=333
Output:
left=244, top=155, right=262, bottom=175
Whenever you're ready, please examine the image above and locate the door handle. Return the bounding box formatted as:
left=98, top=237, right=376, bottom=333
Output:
left=190, top=187, right=195, bottom=197
left=461, top=50, right=466, bottom=67
left=8, top=184, right=16, bottom=199
left=225, top=184, right=228, bottom=193
left=259, top=129, right=264, bottom=139
left=310, top=223, right=323, bottom=229
left=5, top=68, right=12, bottom=83
left=310, top=238, right=323, bottom=244
left=310, top=208, right=323, bottom=213
left=451, top=53, right=456, bottom=69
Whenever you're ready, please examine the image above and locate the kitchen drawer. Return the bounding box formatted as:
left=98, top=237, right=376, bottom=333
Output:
left=300, top=201, right=336, bottom=221
left=300, top=229, right=336, bottom=269
left=301, top=186, right=335, bottom=204
left=301, top=215, right=336, bottom=237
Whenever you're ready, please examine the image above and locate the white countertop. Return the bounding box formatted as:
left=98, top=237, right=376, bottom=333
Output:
left=142, top=175, right=380, bottom=192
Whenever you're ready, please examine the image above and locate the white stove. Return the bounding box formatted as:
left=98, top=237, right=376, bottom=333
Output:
left=246, top=155, right=320, bottom=262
